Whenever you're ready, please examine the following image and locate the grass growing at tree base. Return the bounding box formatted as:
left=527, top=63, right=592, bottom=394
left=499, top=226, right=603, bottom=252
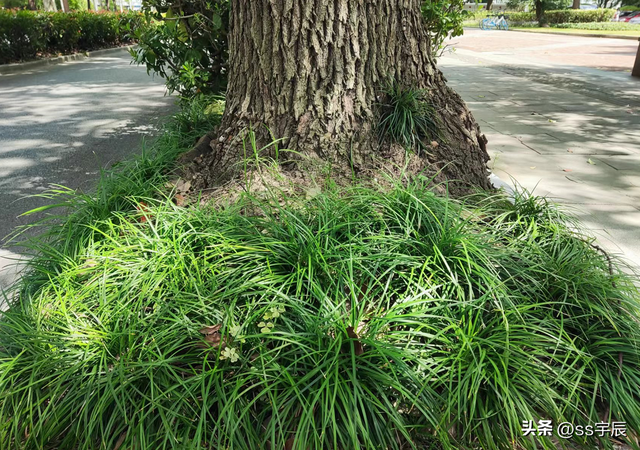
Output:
left=1, top=158, right=639, bottom=448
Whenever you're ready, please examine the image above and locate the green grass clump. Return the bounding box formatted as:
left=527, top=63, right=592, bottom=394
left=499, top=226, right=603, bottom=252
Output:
left=1, top=174, right=639, bottom=449
left=377, top=80, right=441, bottom=152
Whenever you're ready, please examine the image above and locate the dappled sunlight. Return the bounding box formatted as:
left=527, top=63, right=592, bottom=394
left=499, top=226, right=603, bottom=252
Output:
left=0, top=158, right=36, bottom=178
left=0, top=55, right=172, bottom=190
left=0, top=53, right=175, bottom=291
left=440, top=47, right=640, bottom=266
left=0, top=248, right=28, bottom=306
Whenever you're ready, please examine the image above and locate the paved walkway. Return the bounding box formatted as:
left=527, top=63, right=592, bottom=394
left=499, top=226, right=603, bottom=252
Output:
left=451, top=28, right=639, bottom=72
left=0, top=49, right=175, bottom=293
left=441, top=30, right=640, bottom=268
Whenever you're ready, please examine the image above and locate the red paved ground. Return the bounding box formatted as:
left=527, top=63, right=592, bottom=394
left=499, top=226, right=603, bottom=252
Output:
left=450, top=29, right=639, bottom=72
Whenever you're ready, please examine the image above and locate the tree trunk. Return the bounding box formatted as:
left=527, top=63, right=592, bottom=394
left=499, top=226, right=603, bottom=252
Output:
left=62, top=0, right=70, bottom=11
left=27, top=0, right=37, bottom=10
left=187, top=0, right=491, bottom=196
left=572, top=0, right=581, bottom=9
left=536, top=0, right=544, bottom=23
left=43, top=0, right=57, bottom=11
left=486, top=0, right=494, bottom=10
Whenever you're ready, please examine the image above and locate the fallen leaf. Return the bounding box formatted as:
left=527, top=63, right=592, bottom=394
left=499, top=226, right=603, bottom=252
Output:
left=136, top=202, right=153, bottom=223
left=199, top=324, right=226, bottom=349
left=530, top=166, right=536, bottom=170
left=477, top=95, right=485, bottom=98
left=430, top=141, right=439, bottom=148
left=174, top=194, right=186, bottom=207
left=175, top=179, right=192, bottom=193
left=563, top=169, right=573, bottom=172
left=587, top=158, right=596, bottom=165
left=567, top=149, right=574, bottom=153
left=200, top=324, right=222, bottom=334
left=82, top=259, right=98, bottom=269
left=548, top=119, right=556, bottom=123
left=113, top=432, right=127, bottom=450
left=285, top=437, right=295, bottom=450
left=306, top=187, right=321, bottom=200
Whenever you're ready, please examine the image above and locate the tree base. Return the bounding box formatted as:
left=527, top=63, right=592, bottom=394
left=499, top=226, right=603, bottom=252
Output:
left=178, top=123, right=492, bottom=206
left=178, top=0, right=494, bottom=199
left=179, top=83, right=493, bottom=199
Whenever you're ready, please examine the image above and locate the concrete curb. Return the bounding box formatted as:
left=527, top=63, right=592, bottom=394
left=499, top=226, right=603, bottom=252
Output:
left=0, top=45, right=138, bottom=76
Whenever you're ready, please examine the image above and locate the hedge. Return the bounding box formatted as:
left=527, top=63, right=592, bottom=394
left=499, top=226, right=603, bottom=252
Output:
left=544, top=8, right=616, bottom=23
left=504, top=11, right=537, bottom=23
left=0, top=10, right=144, bottom=65
left=505, top=8, right=616, bottom=24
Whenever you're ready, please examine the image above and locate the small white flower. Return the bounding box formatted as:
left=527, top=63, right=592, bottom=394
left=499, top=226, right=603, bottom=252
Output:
left=220, top=347, right=239, bottom=363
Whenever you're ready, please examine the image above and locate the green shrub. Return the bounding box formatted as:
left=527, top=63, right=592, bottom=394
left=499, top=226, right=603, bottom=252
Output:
left=422, top=0, right=466, bottom=56
left=543, top=8, right=616, bottom=23
left=130, top=0, right=229, bottom=97
left=505, top=11, right=536, bottom=23
left=0, top=10, right=143, bottom=64
left=0, top=10, right=48, bottom=63
left=502, top=8, right=616, bottom=24
left=462, top=9, right=491, bottom=20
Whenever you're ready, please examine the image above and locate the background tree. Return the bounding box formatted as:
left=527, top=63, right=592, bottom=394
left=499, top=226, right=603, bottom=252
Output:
left=181, top=0, right=491, bottom=195
left=536, top=0, right=544, bottom=21
left=619, top=0, right=640, bottom=8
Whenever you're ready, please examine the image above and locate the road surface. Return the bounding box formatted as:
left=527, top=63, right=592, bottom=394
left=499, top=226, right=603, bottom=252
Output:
left=451, top=28, right=639, bottom=72
left=0, top=49, right=175, bottom=293
left=442, top=30, right=640, bottom=269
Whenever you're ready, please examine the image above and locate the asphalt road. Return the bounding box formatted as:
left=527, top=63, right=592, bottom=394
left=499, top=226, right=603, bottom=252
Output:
left=0, top=49, right=175, bottom=293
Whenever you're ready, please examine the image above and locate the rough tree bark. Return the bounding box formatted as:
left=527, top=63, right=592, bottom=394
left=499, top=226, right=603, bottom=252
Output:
left=43, top=0, right=58, bottom=11
left=536, top=0, right=544, bottom=23
left=186, top=0, right=492, bottom=196
left=572, top=0, right=581, bottom=9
